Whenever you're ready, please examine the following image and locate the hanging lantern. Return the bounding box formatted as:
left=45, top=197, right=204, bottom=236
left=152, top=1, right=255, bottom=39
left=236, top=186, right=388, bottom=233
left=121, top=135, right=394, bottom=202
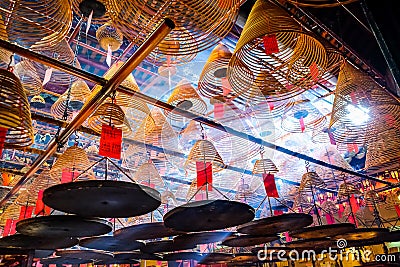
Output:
left=88, top=102, right=132, bottom=135
left=0, top=68, right=34, bottom=148
left=184, top=139, right=225, bottom=173
left=96, top=20, right=124, bottom=52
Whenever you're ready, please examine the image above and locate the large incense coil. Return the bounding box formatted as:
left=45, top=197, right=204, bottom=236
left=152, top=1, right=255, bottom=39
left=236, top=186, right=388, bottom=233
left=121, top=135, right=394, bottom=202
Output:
left=96, top=21, right=124, bottom=52
left=299, top=171, right=326, bottom=192
left=133, top=162, right=165, bottom=189
left=16, top=170, right=58, bottom=205
left=0, top=15, right=12, bottom=68
left=51, top=79, right=92, bottom=120
left=0, top=0, right=72, bottom=49
left=164, top=79, right=207, bottom=121
left=228, top=0, right=327, bottom=103
left=184, top=139, right=225, bottom=173
left=105, top=0, right=243, bottom=56
left=252, top=159, right=279, bottom=174
left=322, top=48, right=345, bottom=82
left=329, top=62, right=399, bottom=144
left=72, top=0, right=109, bottom=24
left=22, top=39, right=82, bottom=86
left=363, top=190, right=385, bottom=207
left=13, top=62, right=43, bottom=96
left=49, top=146, right=95, bottom=182
left=0, top=203, right=20, bottom=225
left=0, top=69, right=34, bottom=148
left=88, top=102, right=132, bottom=135
left=186, top=178, right=220, bottom=201
left=281, top=99, right=326, bottom=133
left=311, top=124, right=333, bottom=144
left=131, top=113, right=157, bottom=143
left=252, top=98, right=295, bottom=120
left=338, top=183, right=361, bottom=198
left=286, top=0, right=359, bottom=8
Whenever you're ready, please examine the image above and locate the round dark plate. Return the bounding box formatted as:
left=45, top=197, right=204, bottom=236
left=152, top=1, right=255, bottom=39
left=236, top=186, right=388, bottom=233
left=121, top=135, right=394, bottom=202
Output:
left=237, top=213, right=313, bottom=236
left=114, top=252, right=163, bottom=261
left=79, top=235, right=144, bottom=251
left=43, top=180, right=161, bottom=218
left=140, top=240, right=196, bottom=254
left=0, top=234, right=78, bottom=250
left=287, top=238, right=336, bottom=249
left=55, top=249, right=114, bottom=261
left=290, top=223, right=356, bottom=239
left=174, top=231, right=234, bottom=246
left=163, top=252, right=204, bottom=261
left=222, top=234, right=279, bottom=247
left=231, top=253, right=259, bottom=263
left=114, top=222, right=185, bottom=240
left=198, top=253, right=234, bottom=264
left=40, top=256, right=92, bottom=265
left=95, top=258, right=139, bottom=265
left=163, top=200, right=255, bottom=232
left=16, top=215, right=112, bottom=237
left=332, top=227, right=389, bottom=241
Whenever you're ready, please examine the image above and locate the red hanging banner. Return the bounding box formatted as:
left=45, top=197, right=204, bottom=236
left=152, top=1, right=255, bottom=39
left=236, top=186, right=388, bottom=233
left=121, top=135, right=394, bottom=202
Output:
left=196, top=162, right=212, bottom=191
left=262, top=173, right=279, bottom=198
left=61, top=169, right=81, bottom=183
left=99, top=124, right=123, bottom=159
left=309, top=62, right=319, bottom=82
left=0, top=127, right=7, bottom=157
left=395, top=205, right=400, bottom=217
left=325, top=213, right=335, bottom=224
left=35, top=190, right=51, bottom=215
left=214, top=103, right=224, bottom=119
left=221, top=77, right=231, bottom=96
left=299, top=117, right=305, bottom=132
left=19, top=206, right=34, bottom=220
left=2, top=219, right=12, bottom=237
left=262, top=34, right=279, bottom=55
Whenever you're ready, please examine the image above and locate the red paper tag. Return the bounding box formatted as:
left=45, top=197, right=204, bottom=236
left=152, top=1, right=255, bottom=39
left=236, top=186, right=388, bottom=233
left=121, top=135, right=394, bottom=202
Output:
left=35, top=190, right=51, bottom=215
left=299, top=117, right=305, bottom=132
left=99, top=124, right=122, bottom=159
left=273, top=210, right=283, bottom=215
left=309, top=62, right=319, bottom=82
left=395, top=205, right=400, bottom=217
left=350, top=194, right=359, bottom=214
left=0, top=127, right=7, bottom=157
left=262, top=173, right=279, bottom=198
left=61, top=169, right=80, bottom=183
left=347, top=143, right=359, bottom=153
left=263, top=34, right=279, bottom=55
left=2, top=219, right=12, bottom=237
left=221, top=77, right=231, bottom=96
left=19, top=206, right=34, bottom=220
left=325, top=213, right=335, bottom=224
left=284, top=231, right=292, bottom=242
left=196, top=162, right=212, bottom=191
left=214, top=103, right=224, bottom=119
left=2, top=173, right=11, bottom=186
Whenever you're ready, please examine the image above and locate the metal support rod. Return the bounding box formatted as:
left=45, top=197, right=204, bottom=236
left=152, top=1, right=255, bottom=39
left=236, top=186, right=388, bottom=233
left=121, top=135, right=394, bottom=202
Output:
left=0, top=18, right=174, bottom=207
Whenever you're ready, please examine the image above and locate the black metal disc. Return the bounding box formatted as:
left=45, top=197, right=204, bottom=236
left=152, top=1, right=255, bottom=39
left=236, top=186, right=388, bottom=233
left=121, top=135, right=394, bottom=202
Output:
left=40, top=256, right=92, bottom=265
left=163, top=200, right=255, bottom=232
left=0, top=234, right=78, bottom=250
left=79, top=235, right=144, bottom=251
left=230, top=253, right=259, bottom=264
left=78, top=0, right=106, bottom=18
left=114, top=251, right=163, bottom=261
left=34, top=250, right=54, bottom=259
left=43, top=180, right=161, bottom=218
left=55, top=249, right=114, bottom=261
left=221, top=234, right=279, bottom=247
left=163, top=252, right=204, bottom=261
left=173, top=231, right=234, bottom=246
left=114, top=222, right=185, bottom=240
left=332, top=227, right=389, bottom=241
left=290, top=223, right=356, bottom=239
left=96, top=258, right=140, bottom=265
left=198, top=253, right=234, bottom=264
left=16, top=215, right=112, bottom=237
left=287, top=238, right=336, bottom=249
left=237, top=213, right=313, bottom=236
left=140, top=240, right=196, bottom=254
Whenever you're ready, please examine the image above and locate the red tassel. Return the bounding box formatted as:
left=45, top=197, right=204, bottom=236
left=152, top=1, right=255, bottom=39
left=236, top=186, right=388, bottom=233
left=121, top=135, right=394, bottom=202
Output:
left=221, top=77, right=231, bottom=96
left=338, top=204, right=344, bottom=218
left=350, top=195, right=359, bottom=214
left=196, top=162, right=212, bottom=191
left=0, top=127, right=7, bottom=157
left=35, top=190, right=51, bottom=215
left=99, top=124, right=123, bottom=159
left=262, top=173, right=279, bottom=198
left=299, top=117, right=305, bottom=132
left=214, top=103, right=224, bottom=119
left=262, top=34, right=279, bottom=55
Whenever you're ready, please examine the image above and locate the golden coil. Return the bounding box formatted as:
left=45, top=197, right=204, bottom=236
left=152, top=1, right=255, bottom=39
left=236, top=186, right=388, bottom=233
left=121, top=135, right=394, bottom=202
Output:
left=0, top=0, right=71, bottom=49
left=0, top=69, right=34, bottom=148
left=133, top=162, right=165, bottom=189
left=320, top=200, right=338, bottom=214
left=363, top=190, right=385, bottom=207
left=252, top=159, right=279, bottom=174
left=131, top=113, right=157, bottom=143
left=299, top=171, right=326, bottom=192
left=0, top=203, right=20, bottom=225
left=105, top=0, right=243, bottom=56
left=285, top=0, right=359, bottom=8
left=184, top=139, right=225, bottom=173
left=338, top=182, right=361, bottom=198
left=22, top=39, right=82, bottom=86
left=281, top=99, right=326, bottom=133
left=72, top=0, right=110, bottom=24
left=13, top=62, right=43, bottom=96
left=164, top=79, right=207, bottom=121
left=96, top=21, right=124, bottom=52
left=0, top=15, right=12, bottom=68
left=51, top=79, right=92, bottom=120
left=252, top=98, right=295, bottom=120
left=15, top=170, right=57, bottom=205
left=322, top=48, right=345, bottom=82
left=329, top=62, right=399, bottom=144
left=88, top=102, right=132, bottom=135
left=228, top=0, right=327, bottom=103
left=49, top=146, right=95, bottom=181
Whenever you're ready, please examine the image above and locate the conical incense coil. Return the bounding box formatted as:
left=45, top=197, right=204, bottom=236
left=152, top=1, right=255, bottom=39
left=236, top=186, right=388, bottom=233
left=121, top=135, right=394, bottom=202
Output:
left=228, top=0, right=327, bottom=103
left=252, top=159, right=279, bottom=174
left=14, top=62, right=43, bottom=96
left=184, top=139, right=225, bottom=173
left=133, top=162, right=165, bottom=189
left=88, top=102, right=132, bottom=135
left=0, top=0, right=71, bottom=49
left=338, top=183, right=361, bottom=198
left=299, top=171, right=326, bottom=192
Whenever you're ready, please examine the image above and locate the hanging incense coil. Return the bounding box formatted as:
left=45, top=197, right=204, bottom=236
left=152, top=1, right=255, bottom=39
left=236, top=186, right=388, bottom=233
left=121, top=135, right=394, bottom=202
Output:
left=329, top=62, right=399, bottom=144
left=72, top=0, right=109, bottom=24
left=105, top=0, right=243, bottom=56
left=96, top=21, right=124, bottom=52
left=0, top=14, right=12, bottom=69
left=22, top=39, right=82, bottom=86
left=0, top=203, right=20, bottom=225
left=0, top=68, right=34, bottom=148
left=164, top=79, right=207, bottom=121
left=49, top=146, right=95, bottom=182
left=252, top=159, right=279, bottom=174
left=285, top=0, right=359, bottom=8
left=51, top=79, right=92, bottom=120
left=133, top=162, right=165, bottom=189
left=311, top=124, right=334, bottom=144
left=252, top=98, right=295, bottom=120
left=184, top=139, right=225, bottom=173
left=338, top=183, right=361, bottom=198
left=186, top=178, right=220, bottom=201
left=363, top=190, right=385, bottom=207
left=281, top=99, right=326, bottom=133
left=0, top=0, right=71, bottom=49
left=299, top=171, right=326, bottom=192
left=88, top=102, right=132, bottom=135
left=228, top=0, right=328, bottom=103
left=321, top=48, right=346, bottom=82
left=13, top=62, right=43, bottom=96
